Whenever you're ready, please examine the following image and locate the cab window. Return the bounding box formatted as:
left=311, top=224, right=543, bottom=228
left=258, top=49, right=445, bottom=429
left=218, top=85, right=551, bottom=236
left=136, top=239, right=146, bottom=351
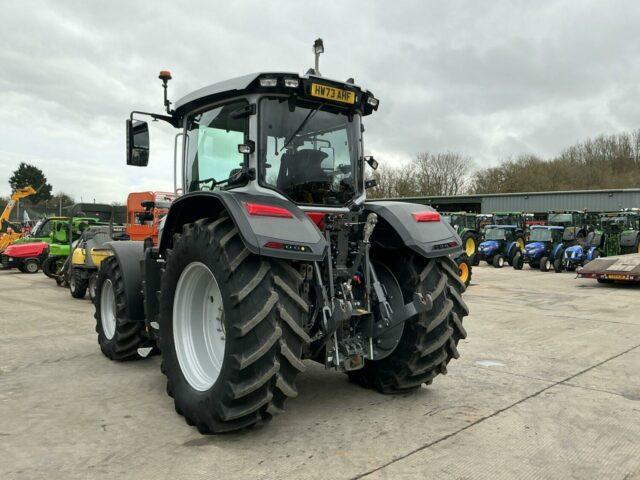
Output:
left=185, top=100, right=249, bottom=192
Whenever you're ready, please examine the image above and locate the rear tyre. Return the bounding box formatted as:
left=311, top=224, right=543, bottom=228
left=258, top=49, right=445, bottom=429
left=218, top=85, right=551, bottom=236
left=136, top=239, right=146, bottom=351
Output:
left=94, top=256, right=146, bottom=361
left=23, top=258, right=40, bottom=274
left=492, top=254, right=505, bottom=268
left=159, top=217, right=308, bottom=433
left=348, top=254, right=468, bottom=393
left=461, top=233, right=477, bottom=259
left=42, top=256, right=59, bottom=278
left=70, top=268, right=88, bottom=299
left=539, top=256, right=550, bottom=272
left=512, top=251, right=524, bottom=270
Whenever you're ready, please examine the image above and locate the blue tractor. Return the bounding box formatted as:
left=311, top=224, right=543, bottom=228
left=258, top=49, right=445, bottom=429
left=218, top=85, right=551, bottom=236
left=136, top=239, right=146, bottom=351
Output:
left=477, top=225, right=522, bottom=268
left=562, top=243, right=600, bottom=271
left=512, top=226, right=565, bottom=272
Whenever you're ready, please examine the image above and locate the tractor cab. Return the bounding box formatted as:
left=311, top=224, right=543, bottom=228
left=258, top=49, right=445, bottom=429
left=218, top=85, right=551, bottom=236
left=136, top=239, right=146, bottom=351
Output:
left=127, top=67, right=379, bottom=211
left=514, top=225, right=565, bottom=272
left=477, top=225, right=522, bottom=268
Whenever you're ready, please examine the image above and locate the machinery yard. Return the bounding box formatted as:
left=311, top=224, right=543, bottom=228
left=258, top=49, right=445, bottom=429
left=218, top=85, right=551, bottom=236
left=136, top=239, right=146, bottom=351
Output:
left=1, top=265, right=638, bottom=480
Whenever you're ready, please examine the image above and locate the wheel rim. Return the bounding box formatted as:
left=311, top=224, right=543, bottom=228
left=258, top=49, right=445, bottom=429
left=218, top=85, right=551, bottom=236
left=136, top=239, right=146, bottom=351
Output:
left=26, top=262, right=38, bottom=273
left=465, top=237, right=476, bottom=256
left=458, top=262, right=470, bottom=283
left=173, top=261, right=225, bottom=392
left=70, top=274, right=76, bottom=292
left=498, top=257, right=504, bottom=267
left=100, top=279, right=117, bottom=340
left=545, top=260, right=551, bottom=270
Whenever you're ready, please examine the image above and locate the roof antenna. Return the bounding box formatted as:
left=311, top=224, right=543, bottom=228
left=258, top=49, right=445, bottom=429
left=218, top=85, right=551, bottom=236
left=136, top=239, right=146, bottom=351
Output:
left=313, top=38, right=324, bottom=76
left=159, top=70, right=172, bottom=114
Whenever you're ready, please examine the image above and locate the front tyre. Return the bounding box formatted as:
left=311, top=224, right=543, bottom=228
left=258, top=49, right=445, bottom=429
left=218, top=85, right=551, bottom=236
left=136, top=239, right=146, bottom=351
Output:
left=492, top=254, right=505, bottom=268
left=159, top=217, right=308, bottom=433
left=88, top=272, right=98, bottom=302
left=23, top=258, right=40, bottom=274
left=94, top=256, right=146, bottom=361
left=455, top=254, right=472, bottom=287
left=539, top=256, right=551, bottom=272
left=42, top=256, right=59, bottom=278
left=349, top=254, right=468, bottom=393
left=512, top=251, right=524, bottom=270
left=70, top=268, right=88, bottom=298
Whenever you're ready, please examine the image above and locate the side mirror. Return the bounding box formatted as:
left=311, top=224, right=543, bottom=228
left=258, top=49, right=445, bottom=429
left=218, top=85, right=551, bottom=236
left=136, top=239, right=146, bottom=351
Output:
left=126, top=119, right=150, bottom=166
left=365, top=156, right=378, bottom=170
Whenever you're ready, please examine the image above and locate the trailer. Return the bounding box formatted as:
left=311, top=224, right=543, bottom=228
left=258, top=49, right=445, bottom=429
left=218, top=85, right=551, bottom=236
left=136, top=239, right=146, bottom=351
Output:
left=577, top=254, right=640, bottom=284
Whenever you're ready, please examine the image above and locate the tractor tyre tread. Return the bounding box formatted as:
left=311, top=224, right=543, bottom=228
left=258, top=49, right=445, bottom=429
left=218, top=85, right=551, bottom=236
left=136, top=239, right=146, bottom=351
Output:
left=42, top=256, right=59, bottom=278
left=159, top=216, right=308, bottom=433
left=348, top=254, right=467, bottom=393
left=94, top=256, right=146, bottom=361
left=70, top=268, right=88, bottom=298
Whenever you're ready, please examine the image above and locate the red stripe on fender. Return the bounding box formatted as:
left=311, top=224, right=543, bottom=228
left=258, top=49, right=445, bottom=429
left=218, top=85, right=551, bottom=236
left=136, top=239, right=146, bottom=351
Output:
left=412, top=211, right=441, bottom=222
left=244, top=202, right=293, bottom=218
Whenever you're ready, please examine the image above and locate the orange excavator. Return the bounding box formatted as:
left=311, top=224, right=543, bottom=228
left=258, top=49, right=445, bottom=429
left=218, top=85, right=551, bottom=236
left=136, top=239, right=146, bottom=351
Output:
left=0, top=186, right=37, bottom=252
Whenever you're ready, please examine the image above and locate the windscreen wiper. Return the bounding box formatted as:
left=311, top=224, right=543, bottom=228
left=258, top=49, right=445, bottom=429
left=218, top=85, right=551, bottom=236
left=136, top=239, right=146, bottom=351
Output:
left=278, top=105, right=322, bottom=154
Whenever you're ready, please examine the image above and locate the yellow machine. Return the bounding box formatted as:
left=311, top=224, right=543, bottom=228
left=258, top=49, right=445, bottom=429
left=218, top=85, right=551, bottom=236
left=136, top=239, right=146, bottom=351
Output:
left=0, top=186, right=37, bottom=252
left=69, top=226, right=122, bottom=300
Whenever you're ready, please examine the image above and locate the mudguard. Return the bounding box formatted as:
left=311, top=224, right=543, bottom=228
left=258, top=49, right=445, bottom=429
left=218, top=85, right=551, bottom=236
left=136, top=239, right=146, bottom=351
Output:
left=102, top=240, right=146, bottom=322
left=364, top=201, right=462, bottom=258
left=159, top=191, right=326, bottom=261
left=620, top=231, right=639, bottom=247
left=586, top=246, right=598, bottom=261
left=506, top=241, right=519, bottom=259
left=551, top=243, right=564, bottom=261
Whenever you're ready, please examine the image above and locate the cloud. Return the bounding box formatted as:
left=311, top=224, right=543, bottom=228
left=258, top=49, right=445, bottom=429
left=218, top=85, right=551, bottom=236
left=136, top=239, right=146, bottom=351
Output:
left=1, top=0, right=639, bottom=200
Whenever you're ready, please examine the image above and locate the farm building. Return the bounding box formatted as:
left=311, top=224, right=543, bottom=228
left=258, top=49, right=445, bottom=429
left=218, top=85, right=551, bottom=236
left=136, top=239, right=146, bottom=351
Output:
left=388, top=188, right=640, bottom=213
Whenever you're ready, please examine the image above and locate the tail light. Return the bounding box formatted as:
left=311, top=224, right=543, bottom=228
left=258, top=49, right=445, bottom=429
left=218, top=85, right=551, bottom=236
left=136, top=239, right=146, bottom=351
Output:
left=412, top=211, right=441, bottom=222
left=244, top=202, right=293, bottom=218
left=305, top=212, right=325, bottom=230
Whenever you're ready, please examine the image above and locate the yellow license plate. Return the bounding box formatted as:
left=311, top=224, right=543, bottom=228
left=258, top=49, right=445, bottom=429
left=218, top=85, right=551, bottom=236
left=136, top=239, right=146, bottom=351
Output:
left=310, top=83, right=355, bottom=104
left=607, top=274, right=628, bottom=280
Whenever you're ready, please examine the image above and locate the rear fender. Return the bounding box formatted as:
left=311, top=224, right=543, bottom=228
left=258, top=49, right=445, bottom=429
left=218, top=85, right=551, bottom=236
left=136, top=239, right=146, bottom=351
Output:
left=159, top=191, right=326, bottom=261
left=551, top=243, right=564, bottom=260
left=364, top=201, right=462, bottom=258
left=505, top=241, right=519, bottom=259
left=102, top=241, right=146, bottom=321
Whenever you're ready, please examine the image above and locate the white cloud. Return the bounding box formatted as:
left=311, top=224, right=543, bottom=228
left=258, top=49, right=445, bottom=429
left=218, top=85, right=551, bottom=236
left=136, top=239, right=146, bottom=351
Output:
left=2, top=0, right=640, bottom=199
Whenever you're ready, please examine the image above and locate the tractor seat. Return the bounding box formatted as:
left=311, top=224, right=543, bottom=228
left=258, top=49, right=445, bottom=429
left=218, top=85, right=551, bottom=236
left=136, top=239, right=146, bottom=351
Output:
left=277, top=149, right=329, bottom=190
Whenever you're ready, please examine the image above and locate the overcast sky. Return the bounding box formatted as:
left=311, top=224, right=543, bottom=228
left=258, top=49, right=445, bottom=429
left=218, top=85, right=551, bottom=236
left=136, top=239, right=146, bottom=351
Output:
left=2, top=0, right=639, bottom=202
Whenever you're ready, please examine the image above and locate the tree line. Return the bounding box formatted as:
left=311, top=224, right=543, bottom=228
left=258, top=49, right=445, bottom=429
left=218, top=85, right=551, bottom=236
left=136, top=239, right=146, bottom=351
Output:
left=1, top=163, right=75, bottom=221
left=368, top=129, right=640, bottom=198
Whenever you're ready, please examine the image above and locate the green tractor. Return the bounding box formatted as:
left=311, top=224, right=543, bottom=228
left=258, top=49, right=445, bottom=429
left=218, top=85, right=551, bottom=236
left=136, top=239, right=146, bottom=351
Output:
left=42, top=217, right=106, bottom=282
left=441, top=212, right=480, bottom=262
left=597, top=210, right=640, bottom=256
